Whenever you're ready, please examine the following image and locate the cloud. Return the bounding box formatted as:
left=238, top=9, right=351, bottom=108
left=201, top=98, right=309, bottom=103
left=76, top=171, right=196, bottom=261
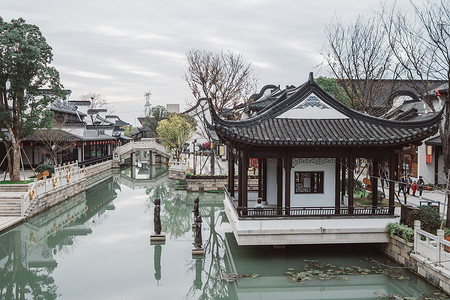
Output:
left=92, top=25, right=170, bottom=42
left=58, top=67, right=115, bottom=81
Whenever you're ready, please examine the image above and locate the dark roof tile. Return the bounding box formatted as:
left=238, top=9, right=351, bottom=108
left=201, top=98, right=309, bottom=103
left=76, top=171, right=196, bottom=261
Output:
left=209, top=74, right=442, bottom=147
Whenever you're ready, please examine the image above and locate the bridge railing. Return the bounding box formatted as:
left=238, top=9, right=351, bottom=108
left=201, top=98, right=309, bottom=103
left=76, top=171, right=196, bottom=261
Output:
left=414, top=220, right=450, bottom=269
left=23, top=161, right=86, bottom=215
left=114, top=139, right=169, bottom=157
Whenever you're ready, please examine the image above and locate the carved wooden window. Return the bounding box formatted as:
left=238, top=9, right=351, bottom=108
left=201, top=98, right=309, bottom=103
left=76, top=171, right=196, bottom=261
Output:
left=294, top=171, right=324, bottom=194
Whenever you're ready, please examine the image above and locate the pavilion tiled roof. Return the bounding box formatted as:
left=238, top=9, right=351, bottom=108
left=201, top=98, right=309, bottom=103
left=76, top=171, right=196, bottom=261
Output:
left=208, top=73, right=442, bottom=147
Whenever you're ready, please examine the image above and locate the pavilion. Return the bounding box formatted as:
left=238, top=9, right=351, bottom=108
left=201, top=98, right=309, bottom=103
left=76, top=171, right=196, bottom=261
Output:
left=207, top=73, right=442, bottom=245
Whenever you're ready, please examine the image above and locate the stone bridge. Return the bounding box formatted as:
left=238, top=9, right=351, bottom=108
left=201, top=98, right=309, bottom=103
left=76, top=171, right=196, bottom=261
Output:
left=112, top=138, right=170, bottom=167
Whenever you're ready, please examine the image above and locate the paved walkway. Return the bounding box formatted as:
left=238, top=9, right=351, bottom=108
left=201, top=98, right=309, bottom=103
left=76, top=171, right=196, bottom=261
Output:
left=390, top=183, right=448, bottom=218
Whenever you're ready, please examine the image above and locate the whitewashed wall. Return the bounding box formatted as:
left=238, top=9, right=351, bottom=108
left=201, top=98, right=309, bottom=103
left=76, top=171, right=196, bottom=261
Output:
left=417, top=143, right=434, bottom=185
left=417, top=143, right=445, bottom=185
left=266, top=159, right=277, bottom=205
left=289, top=159, right=335, bottom=207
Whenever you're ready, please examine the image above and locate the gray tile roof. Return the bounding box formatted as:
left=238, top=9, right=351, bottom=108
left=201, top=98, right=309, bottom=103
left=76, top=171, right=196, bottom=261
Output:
left=208, top=73, right=441, bottom=147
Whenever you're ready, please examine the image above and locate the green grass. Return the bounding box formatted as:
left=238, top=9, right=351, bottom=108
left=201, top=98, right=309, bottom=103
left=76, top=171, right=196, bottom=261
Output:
left=0, top=180, right=33, bottom=184
left=353, top=190, right=401, bottom=207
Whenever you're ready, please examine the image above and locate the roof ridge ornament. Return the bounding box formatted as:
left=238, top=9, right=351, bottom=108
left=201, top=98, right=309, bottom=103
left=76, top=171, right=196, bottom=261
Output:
left=309, top=72, right=314, bottom=84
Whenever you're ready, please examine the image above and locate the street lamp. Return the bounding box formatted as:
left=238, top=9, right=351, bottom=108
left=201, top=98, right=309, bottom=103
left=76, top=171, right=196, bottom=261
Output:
left=193, top=139, right=197, bottom=175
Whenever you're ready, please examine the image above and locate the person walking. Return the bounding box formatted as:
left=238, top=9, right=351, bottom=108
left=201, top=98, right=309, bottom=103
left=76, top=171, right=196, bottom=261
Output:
left=398, top=175, right=406, bottom=196
left=405, top=175, right=412, bottom=196
left=417, top=176, right=425, bottom=200
left=411, top=180, right=418, bottom=196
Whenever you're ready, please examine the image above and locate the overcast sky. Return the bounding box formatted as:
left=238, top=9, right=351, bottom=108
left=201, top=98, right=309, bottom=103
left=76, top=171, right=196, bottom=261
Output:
left=3, top=0, right=412, bottom=125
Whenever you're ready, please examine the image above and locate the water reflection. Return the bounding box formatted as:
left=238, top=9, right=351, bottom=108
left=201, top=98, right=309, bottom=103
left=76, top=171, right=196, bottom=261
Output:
left=153, top=244, right=162, bottom=285
left=0, top=165, right=447, bottom=300
left=0, top=176, right=116, bottom=300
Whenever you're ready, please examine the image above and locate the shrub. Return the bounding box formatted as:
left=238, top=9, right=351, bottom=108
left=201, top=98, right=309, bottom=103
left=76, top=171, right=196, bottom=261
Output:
left=444, top=227, right=450, bottom=238
left=35, top=164, right=54, bottom=176
left=367, top=190, right=385, bottom=203
left=202, top=142, right=211, bottom=150
left=408, top=206, right=441, bottom=233
left=386, top=223, right=414, bottom=243
left=345, top=178, right=364, bottom=193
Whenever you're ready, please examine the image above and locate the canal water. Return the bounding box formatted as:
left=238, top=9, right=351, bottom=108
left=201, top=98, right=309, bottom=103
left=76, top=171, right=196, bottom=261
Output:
left=0, top=166, right=448, bottom=300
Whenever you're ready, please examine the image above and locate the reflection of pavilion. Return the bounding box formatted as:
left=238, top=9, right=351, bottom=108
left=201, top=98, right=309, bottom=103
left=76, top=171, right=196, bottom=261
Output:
left=223, top=233, right=430, bottom=300
left=115, top=165, right=169, bottom=190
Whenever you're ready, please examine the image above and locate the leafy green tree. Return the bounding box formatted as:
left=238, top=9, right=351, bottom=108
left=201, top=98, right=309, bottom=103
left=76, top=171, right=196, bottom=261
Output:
left=157, top=114, right=194, bottom=160
left=121, top=125, right=136, bottom=138
left=143, top=105, right=171, bottom=138
left=0, top=18, right=64, bottom=181
left=315, top=77, right=352, bottom=104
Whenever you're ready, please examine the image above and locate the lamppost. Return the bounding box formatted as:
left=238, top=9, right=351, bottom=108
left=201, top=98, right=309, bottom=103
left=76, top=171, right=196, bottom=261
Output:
left=193, top=139, right=197, bottom=175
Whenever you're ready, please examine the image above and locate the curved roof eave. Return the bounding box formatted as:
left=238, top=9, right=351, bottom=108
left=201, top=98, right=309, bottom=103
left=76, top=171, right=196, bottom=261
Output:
left=214, top=125, right=438, bottom=147
left=208, top=73, right=443, bottom=130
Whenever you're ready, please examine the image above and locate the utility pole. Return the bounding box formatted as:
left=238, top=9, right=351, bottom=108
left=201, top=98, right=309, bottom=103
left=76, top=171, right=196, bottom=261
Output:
left=144, top=91, right=152, bottom=117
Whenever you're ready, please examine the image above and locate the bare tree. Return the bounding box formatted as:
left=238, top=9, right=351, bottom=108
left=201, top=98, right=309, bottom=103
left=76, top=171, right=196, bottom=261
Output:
left=184, top=49, right=258, bottom=175
left=185, top=50, right=258, bottom=115
left=81, top=93, right=109, bottom=124
left=321, top=15, right=401, bottom=115
left=380, top=0, right=450, bottom=226
left=34, top=119, right=77, bottom=166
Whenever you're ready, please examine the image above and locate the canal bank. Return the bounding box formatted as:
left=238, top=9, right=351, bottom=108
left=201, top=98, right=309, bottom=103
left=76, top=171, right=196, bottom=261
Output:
left=0, top=160, right=113, bottom=234
left=384, top=231, right=450, bottom=295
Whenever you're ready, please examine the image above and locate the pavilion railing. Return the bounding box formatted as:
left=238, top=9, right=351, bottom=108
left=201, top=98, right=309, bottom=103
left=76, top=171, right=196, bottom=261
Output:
left=235, top=206, right=393, bottom=218
left=224, top=186, right=394, bottom=218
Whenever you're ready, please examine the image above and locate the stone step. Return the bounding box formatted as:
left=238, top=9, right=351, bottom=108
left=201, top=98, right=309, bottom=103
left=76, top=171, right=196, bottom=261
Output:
left=0, top=193, right=26, bottom=200
left=0, top=209, right=21, bottom=216
left=0, top=200, right=21, bottom=204
left=0, top=198, right=22, bottom=216
left=0, top=211, right=21, bottom=217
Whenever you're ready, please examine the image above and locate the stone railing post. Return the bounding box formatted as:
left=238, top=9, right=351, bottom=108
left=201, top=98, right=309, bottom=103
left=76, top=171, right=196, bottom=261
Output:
left=414, top=220, right=421, bottom=253
left=436, top=229, right=444, bottom=266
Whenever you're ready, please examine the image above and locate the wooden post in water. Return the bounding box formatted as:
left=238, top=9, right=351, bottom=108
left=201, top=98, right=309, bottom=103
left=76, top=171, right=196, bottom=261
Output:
left=150, top=198, right=166, bottom=243
left=192, top=215, right=204, bottom=256
left=192, top=196, right=199, bottom=229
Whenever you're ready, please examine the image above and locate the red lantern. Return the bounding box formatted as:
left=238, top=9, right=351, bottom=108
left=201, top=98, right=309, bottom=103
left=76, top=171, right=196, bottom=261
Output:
left=73, top=142, right=77, bottom=147
left=426, top=145, right=433, bottom=164
left=30, top=142, right=33, bottom=147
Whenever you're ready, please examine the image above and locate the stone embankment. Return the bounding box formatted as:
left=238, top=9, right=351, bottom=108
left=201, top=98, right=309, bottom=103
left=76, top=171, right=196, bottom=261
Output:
left=0, top=160, right=112, bottom=233
left=384, top=232, right=450, bottom=295
left=185, top=176, right=258, bottom=192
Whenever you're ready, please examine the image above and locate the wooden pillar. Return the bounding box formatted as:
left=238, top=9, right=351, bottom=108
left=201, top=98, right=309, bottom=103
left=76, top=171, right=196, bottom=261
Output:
left=231, top=154, right=235, bottom=197
left=341, top=157, right=346, bottom=203
left=284, top=154, right=291, bottom=216
left=82, top=143, right=85, bottom=164
left=348, top=152, right=354, bottom=214
left=242, top=151, right=248, bottom=214
left=434, top=148, right=439, bottom=185
left=228, top=147, right=234, bottom=196
left=258, top=158, right=263, bottom=199
left=335, top=158, right=341, bottom=214
left=31, top=146, right=35, bottom=166
left=262, top=158, right=267, bottom=204
left=277, top=158, right=283, bottom=215
left=372, top=158, right=379, bottom=213
left=389, top=150, right=396, bottom=214
left=238, top=153, right=243, bottom=208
